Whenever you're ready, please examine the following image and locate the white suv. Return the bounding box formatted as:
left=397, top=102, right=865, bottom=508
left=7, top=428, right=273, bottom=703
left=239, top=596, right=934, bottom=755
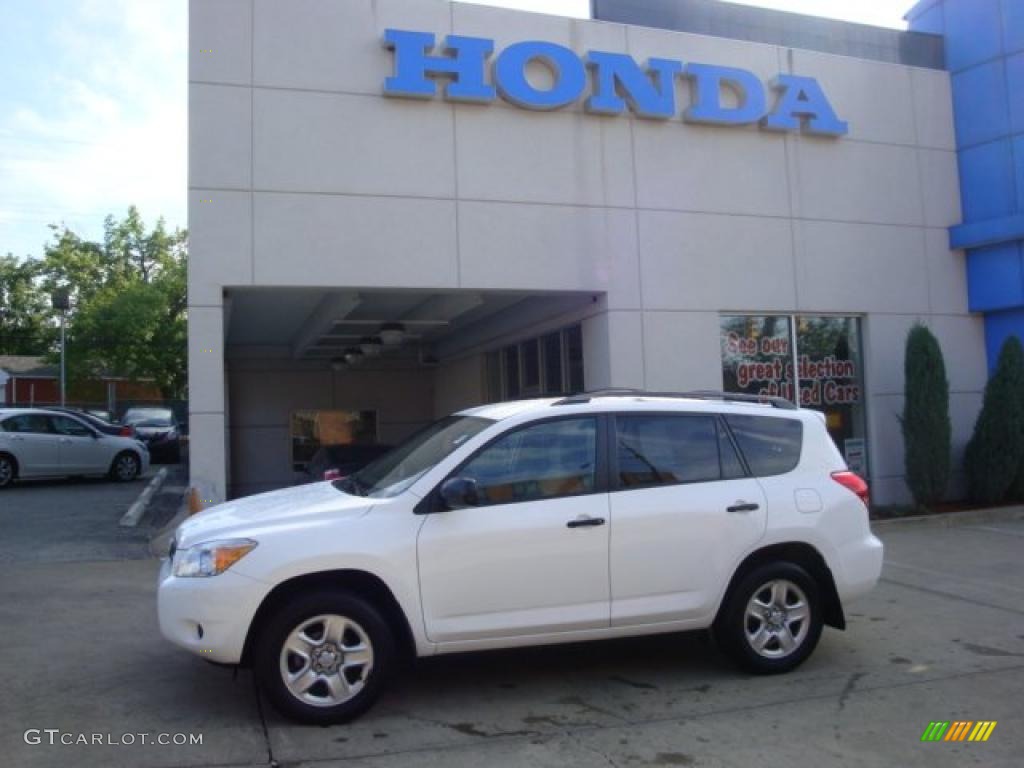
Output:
left=158, top=391, right=882, bottom=724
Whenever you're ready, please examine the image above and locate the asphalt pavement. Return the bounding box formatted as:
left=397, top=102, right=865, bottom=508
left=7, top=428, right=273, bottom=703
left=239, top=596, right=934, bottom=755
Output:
left=0, top=491, right=1021, bottom=768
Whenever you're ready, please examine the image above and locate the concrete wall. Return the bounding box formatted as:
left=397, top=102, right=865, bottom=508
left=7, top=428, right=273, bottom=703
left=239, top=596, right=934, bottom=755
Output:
left=226, top=358, right=434, bottom=497
left=190, top=0, right=980, bottom=504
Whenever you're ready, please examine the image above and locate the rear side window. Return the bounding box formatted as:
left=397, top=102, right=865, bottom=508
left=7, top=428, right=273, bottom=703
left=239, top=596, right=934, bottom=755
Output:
left=615, top=414, right=742, bottom=489
left=1, top=414, right=53, bottom=434
left=724, top=415, right=803, bottom=477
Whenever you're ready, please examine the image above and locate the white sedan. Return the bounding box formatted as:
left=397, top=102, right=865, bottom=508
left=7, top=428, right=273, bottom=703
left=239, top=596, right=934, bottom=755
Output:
left=0, top=408, right=150, bottom=487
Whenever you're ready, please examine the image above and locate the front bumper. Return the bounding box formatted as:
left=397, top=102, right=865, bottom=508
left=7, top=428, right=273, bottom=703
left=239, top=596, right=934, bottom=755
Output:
left=156, top=557, right=268, bottom=664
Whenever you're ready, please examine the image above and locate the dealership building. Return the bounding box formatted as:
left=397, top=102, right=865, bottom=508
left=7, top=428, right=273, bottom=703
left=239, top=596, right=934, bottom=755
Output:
left=187, top=0, right=1023, bottom=505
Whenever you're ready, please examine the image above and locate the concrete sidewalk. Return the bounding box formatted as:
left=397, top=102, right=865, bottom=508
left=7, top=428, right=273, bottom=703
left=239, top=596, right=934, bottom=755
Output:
left=1, top=520, right=1021, bottom=768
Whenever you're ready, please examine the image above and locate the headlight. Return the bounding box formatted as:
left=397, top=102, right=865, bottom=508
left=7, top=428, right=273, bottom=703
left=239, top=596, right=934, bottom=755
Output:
left=172, top=539, right=257, bottom=578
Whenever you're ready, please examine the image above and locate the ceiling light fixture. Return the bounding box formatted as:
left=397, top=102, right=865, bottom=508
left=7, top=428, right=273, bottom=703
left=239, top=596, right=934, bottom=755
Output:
left=379, top=322, right=405, bottom=346
left=359, top=336, right=383, bottom=357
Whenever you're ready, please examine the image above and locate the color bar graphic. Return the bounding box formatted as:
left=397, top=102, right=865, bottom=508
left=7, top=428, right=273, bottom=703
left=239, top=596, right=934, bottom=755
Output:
left=921, top=720, right=997, bottom=742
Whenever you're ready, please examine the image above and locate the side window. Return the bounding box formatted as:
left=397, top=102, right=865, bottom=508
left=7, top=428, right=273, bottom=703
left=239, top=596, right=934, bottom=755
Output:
left=724, top=415, right=803, bottom=477
left=459, top=418, right=597, bottom=506
left=615, top=415, right=722, bottom=489
left=51, top=416, right=93, bottom=437
left=2, top=414, right=53, bottom=434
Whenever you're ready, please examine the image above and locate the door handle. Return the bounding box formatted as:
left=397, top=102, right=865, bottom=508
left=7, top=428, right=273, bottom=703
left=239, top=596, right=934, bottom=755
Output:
left=567, top=516, right=606, bottom=528
left=727, top=502, right=760, bottom=513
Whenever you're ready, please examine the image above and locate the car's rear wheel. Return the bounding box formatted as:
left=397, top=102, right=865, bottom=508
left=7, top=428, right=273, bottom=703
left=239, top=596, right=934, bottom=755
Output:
left=110, top=452, right=140, bottom=482
left=254, top=591, right=394, bottom=725
left=715, top=561, right=823, bottom=674
left=0, top=454, right=16, bottom=488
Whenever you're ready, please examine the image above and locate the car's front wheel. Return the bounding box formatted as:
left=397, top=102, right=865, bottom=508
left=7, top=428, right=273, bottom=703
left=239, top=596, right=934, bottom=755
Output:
left=255, top=591, right=394, bottom=725
left=110, top=452, right=140, bottom=482
left=715, top=561, right=823, bottom=674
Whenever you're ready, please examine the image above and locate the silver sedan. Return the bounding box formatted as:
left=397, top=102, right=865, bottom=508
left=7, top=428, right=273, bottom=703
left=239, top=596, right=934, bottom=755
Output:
left=0, top=408, right=150, bottom=488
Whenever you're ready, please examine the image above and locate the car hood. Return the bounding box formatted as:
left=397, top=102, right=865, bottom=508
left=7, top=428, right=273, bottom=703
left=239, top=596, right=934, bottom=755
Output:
left=174, top=481, right=372, bottom=548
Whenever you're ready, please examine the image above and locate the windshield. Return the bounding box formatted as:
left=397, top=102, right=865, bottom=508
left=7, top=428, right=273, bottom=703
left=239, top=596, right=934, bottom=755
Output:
left=335, top=414, right=494, bottom=499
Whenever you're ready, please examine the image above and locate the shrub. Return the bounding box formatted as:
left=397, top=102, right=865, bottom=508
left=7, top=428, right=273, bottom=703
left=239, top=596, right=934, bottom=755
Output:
left=964, top=335, right=1024, bottom=505
left=901, top=324, right=951, bottom=508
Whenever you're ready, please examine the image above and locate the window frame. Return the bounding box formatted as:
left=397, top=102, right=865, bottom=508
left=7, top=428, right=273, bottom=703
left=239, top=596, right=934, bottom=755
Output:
left=608, top=411, right=753, bottom=493
left=416, top=413, right=610, bottom=513
left=1, top=414, right=55, bottom=435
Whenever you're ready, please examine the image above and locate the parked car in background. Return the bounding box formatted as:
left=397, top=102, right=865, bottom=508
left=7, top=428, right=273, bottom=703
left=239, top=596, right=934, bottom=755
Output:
left=121, top=407, right=181, bottom=463
left=0, top=408, right=149, bottom=488
left=303, top=443, right=394, bottom=482
left=159, top=391, right=882, bottom=725
left=43, top=406, right=135, bottom=438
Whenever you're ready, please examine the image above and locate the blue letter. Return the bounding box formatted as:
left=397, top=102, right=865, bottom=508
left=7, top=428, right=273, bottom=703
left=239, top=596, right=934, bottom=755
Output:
left=683, top=63, right=766, bottom=125
left=762, top=75, right=848, bottom=136
left=383, top=29, right=495, bottom=103
left=585, top=52, right=682, bottom=118
left=494, top=41, right=587, bottom=111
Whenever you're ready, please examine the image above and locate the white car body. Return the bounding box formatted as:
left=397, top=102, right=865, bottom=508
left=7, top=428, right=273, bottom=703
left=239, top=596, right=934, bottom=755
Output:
left=159, top=395, right=883, bottom=667
left=0, top=407, right=150, bottom=483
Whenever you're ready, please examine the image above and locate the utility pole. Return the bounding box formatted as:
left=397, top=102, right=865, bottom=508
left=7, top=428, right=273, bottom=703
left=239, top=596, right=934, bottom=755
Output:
left=51, top=288, right=70, bottom=406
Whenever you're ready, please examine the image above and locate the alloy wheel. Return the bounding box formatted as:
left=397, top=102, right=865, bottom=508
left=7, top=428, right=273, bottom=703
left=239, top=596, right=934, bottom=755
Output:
left=744, top=578, right=811, bottom=659
left=0, top=458, right=12, bottom=487
left=279, top=614, right=374, bottom=707
left=116, top=455, right=138, bottom=481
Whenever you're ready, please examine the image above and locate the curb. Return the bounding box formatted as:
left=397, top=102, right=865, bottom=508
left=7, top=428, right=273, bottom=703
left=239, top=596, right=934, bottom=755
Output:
left=119, top=467, right=169, bottom=528
left=871, top=504, right=1024, bottom=531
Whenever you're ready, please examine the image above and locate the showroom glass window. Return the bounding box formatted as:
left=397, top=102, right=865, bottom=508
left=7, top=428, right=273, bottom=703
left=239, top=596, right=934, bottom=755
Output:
left=290, top=410, right=378, bottom=472
left=485, top=324, right=584, bottom=402
left=720, top=315, right=868, bottom=476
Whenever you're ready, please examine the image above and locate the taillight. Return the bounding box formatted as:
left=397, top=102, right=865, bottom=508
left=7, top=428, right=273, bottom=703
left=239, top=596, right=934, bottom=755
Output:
left=832, top=470, right=869, bottom=506
left=323, top=469, right=343, bottom=481
left=119, top=426, right=134, bottom=437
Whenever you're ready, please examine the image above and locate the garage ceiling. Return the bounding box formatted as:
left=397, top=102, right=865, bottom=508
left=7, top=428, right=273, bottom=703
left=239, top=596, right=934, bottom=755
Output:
left=223, top=287, right=594, bottom=362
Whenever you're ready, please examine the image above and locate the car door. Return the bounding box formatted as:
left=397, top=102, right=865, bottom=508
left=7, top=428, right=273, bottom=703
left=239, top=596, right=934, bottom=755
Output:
left=0, top=413, right=61, bottom=477
left=50, top=414, right=107, bottom=474
left=417, top=416, right=610, bottom=643
left=608, top=413, right=768, bottom=626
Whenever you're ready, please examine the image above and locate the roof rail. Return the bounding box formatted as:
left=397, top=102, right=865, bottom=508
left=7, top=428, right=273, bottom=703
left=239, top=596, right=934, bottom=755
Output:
left=552, top=389, right=798, bottom=411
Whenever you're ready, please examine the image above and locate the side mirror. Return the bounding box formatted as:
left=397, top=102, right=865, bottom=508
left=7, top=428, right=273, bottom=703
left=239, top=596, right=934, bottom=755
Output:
left=439, top=477, right=480, bottom=511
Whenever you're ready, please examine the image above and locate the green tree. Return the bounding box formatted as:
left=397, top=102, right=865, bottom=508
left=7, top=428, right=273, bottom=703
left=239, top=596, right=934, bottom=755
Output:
left=0, top=254, right=55, bottom=355
left=900, top=324, right=951, bottom=508
left=964, top=336, right=1024, bottom=505
left=41, top=207, right=188, bottom=399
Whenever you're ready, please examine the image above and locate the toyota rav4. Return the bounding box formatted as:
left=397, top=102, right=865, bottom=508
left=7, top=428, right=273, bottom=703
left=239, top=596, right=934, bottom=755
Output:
left=158, top=390, right=883, bottom=724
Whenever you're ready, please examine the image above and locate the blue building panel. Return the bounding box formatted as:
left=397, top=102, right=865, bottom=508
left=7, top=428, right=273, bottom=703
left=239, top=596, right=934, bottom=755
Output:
left=958, top=139, right=1017, bottom=220
left=1003, top=0, right=1024, bottom=56
left=912, top=2, right=945, bottom=35
left=952, top=59, right=1011, bottom=148
left=1006, top=51, right=1024, bottom=134
left=967, top=243, right=1024, bottom=313
left=943, top=0, right=1004, bottom=72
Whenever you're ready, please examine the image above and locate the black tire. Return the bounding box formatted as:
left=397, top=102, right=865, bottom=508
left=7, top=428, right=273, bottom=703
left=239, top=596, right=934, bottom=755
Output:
left=0, top=453, right=16, bottom=488
left=254, top=590, right=395, bottom=725
left=714, top=561, right=823, bottom=675
left=110, top=451, right=140, bottom=482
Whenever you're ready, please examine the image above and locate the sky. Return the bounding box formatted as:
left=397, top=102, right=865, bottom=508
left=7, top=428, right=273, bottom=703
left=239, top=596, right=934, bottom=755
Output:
left=0, top=0, right=910, bottom=261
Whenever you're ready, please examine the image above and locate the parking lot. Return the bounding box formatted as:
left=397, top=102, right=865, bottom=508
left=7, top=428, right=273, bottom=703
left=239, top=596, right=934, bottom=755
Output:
left=0, top=485, right=1021, bottom=768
